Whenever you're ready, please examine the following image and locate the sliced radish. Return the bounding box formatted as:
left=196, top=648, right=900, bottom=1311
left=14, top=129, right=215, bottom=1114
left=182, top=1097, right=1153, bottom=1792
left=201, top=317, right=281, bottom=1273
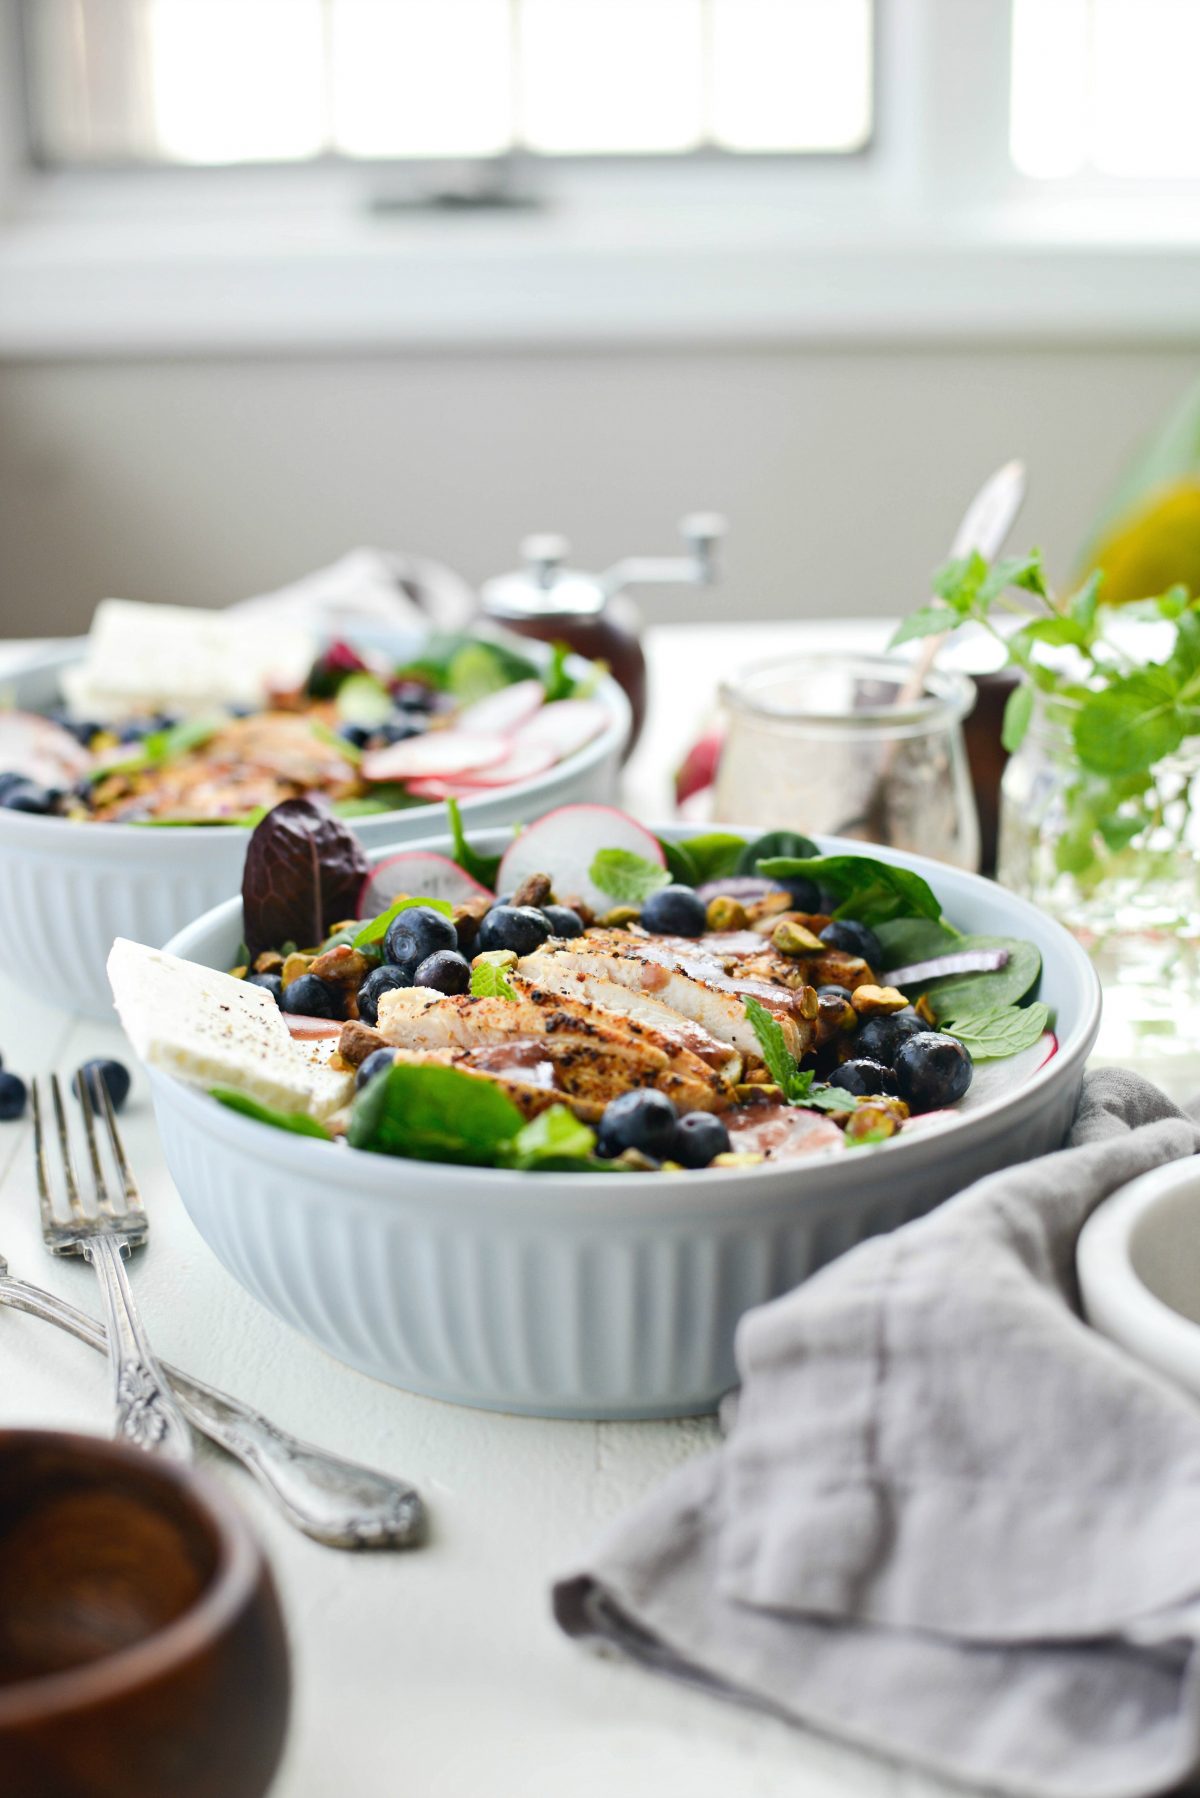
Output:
left=357, top=850, right=494, bottom=917
left=448, top=740, right=557, bottom=790
left=497, top=804, right=664, bottom=915
left=455, top=679, right=545, bottom=737
left=361, top=731, right=508, bottom=783
left=0, top=712, right=90, bottom=787
left=514, top=699, right=609, bottom=761
left=403, top=779, right=485, bottom=802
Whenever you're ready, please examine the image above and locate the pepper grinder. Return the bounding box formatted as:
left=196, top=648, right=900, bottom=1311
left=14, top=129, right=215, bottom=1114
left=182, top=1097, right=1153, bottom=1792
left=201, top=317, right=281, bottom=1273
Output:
left=478, top=514, right=727, bottom=754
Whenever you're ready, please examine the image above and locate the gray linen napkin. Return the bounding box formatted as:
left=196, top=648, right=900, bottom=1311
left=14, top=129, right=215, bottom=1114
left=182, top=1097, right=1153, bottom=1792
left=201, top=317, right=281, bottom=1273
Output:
left=554, top=1070, right=1200, bottom=1798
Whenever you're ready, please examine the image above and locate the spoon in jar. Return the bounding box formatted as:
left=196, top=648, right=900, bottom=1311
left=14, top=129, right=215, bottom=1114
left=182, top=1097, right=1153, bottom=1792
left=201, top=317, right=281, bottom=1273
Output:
left=833, top=459, right=1027, bottom=845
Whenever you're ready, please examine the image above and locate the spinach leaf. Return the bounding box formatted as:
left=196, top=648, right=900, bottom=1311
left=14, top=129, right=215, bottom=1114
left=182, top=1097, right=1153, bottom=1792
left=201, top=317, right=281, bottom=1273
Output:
left=758, top=853, right=941, bottom=925
left=210, top=1088, right=332, bottom=1139
left=446, top=797, right=503, bottom=889
left=347, top=1062, right=526, bottom=1164
left=353, top=894, right=453, bottom=950
left=590, top=849, right=671, bottom=903
left=334, top=787, right=422, bottom=818
left=668, top=833, right=748, bottom=885
left=874, top=917, right=959, bottom=967
left=241, top=797, right=371, bottom=959
left=916, top=935, right=1042, bottom=1017
left=737, top=830, right=819, bottom=876
left=940, top=1001, right=1051, bottom=1060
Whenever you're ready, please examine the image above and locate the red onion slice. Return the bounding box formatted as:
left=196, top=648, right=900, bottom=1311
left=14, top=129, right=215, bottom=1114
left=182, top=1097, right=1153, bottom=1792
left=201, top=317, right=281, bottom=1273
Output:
left=885, top=948, right=1010, bottom=986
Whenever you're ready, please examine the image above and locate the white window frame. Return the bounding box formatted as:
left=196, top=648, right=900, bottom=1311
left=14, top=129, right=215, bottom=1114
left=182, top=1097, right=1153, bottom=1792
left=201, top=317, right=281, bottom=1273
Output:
left=1, top=0, right=1199, bottom=357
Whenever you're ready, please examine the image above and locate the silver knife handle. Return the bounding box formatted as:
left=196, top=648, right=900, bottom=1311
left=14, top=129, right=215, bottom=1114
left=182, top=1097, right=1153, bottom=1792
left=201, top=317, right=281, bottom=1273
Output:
left=0, top=1274, right=425, bottom=1550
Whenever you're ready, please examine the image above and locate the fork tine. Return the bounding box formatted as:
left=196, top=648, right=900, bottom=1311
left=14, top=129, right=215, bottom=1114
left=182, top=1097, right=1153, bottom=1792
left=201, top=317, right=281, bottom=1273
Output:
left=95, top=1076, right=142, bottom=1215
left=31, top=1082, right=59, bottom=1241
left=76, top=1070, right=116, bottom=1217
left=49, top=1075, right=86, bottom=1222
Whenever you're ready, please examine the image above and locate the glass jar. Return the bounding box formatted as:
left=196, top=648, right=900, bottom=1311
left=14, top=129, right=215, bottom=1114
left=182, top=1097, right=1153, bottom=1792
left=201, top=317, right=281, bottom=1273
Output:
left=713, top=654, right=981, bottom=870
left=997, top=699, right=1200, bottom=1081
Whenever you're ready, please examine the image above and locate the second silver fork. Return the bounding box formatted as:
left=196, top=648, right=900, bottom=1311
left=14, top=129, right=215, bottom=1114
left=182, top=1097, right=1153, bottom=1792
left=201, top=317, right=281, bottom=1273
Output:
left=33, top=1073, right=193, bottom=1462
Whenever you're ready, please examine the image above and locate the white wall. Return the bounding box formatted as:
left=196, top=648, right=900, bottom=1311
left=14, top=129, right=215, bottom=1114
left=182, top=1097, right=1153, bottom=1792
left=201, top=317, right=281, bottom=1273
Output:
left=2, top=343, right=1197, bottom=638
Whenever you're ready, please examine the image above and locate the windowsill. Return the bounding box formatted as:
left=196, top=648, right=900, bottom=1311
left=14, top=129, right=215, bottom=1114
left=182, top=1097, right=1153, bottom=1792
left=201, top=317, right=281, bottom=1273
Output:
left=3, top=171, right=1200, bottom=356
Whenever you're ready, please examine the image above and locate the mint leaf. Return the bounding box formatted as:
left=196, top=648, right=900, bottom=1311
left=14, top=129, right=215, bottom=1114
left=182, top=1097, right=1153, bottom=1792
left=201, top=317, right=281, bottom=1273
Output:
left=470, top=957, right=518, bottom=999
left=1069, top=570, right=1103, bottom=636
left=940, top=1002, right=1050, bottom=1060
left=978, top=551, right=1049, bottom=605
left=1073, top=669, right=1184, bottom=776
left=347, top=1061, right=525, bottom=1164
left=590, top=848, right=671, bottom=903
left=497, top=1104, right=597, bottom=1170
left=757, top=854, right=941, bottom=925
left=889, top=606, right=957, bottom=649
left=210, top=1088, right=332, bottom=1139
left=446, top=797, right=503, bottom=889
left=353, top=894, right=453, bottom=949
left=335, top=672, right=393, bottom=728
left=1001, top=682, right=1034, bottom=753
left=542, top=641, right=575, bottom=702
left=743, top=996, right=804, bottom=1093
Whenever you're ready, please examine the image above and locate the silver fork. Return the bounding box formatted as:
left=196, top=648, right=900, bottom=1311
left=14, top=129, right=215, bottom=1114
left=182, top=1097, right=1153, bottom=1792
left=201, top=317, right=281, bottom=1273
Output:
left=33, top=1073, right=193, bottom=1461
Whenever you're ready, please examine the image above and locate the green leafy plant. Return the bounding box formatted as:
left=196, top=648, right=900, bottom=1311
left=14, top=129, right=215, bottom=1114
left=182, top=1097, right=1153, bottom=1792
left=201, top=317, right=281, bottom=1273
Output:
left=939, top=1002, right=1050, bottom=1060
left=353, top=894, right=453, bottom=950
left=470, top=957, right=519, bottom=999
left=210, top=1088, right=333, bottom=1139
left=346, top=1060, right=607, bottom=1170
left=446, top=797, right=503, bottom=889
left=757, top=853, right=941, bottom=925
left=892, top=549, right=1200, bottom=879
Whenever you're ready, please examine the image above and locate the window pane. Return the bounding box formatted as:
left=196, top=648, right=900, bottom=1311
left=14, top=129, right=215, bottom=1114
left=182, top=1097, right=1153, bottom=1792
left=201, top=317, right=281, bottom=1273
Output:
left=710, top=0, right=872, bottom=152
left=1012, top=0, right=1200, bottom=179
left=332, top=0, right=514, bottom=157
left=519, top=0, right=704, bottom=153
left=149, top=0, right=325, bottom=163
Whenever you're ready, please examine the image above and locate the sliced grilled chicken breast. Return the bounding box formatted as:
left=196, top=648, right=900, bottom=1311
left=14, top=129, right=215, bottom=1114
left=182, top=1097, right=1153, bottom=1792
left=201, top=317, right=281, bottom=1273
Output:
left=374, top=983, right=730, bottom=1113
left=518, top=931, right=817, bottom=1061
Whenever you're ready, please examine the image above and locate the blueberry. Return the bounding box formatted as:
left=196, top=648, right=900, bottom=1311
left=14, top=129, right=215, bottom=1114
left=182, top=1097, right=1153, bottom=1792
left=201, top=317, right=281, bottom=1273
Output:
left=894, top=1032, right=973, bottom=1113
left=413, top=949, right=471, bottom=995
left=379, top=713, right=423, bottom=744
left=117, top=718, right=158, bottom=744
left=73, top=1058, right=132, bottom=1113
left=0, top=1071, right=27, bottom=1121
left=281, top=974, right=343, bottom=1020
left=475, top=905, right=551, bottom=958
left=819, top=918, right=883, bottom=969
left=384, top=905, right=458, bottom=975
left=640, top=885, right=707, bottom=937
left=246, top=971, right=283, bottom=1005
left=777, top=875, right=821, bottom=911
left=596, top=1089, right=679, bottom=1161
left=0, top=773, right=26, bottom=800
left=541, top=904, right=584, bottom=938
left=817, top=983, right=854, bottom=1005
left=0, top=780, right=56, bottom=815
left=357, top=965, right=411, bottom=1025
left=828, top=1058, right=898, bottom=1099
left=671, top=1111, right=731, bottom=1168
left=853, top=1009, right=925, bottom=1068
left=355, top=1047, right=396, bottom=1091
left=338, top=723, right=373, bottom=751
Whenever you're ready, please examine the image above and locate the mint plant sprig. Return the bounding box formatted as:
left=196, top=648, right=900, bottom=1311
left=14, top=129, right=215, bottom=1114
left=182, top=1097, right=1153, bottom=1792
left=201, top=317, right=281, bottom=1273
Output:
left=891, top=551, right=1200, bottom=878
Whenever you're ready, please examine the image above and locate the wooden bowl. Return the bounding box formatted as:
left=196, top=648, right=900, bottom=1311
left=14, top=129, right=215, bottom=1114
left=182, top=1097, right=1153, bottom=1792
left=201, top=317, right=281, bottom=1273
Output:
left=0, top=1431, right=289, bottom=1798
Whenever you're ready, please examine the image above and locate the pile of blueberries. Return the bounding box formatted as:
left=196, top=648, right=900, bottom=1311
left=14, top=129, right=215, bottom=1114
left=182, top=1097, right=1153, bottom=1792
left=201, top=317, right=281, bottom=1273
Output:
left=253, top=896, right=587, bottom=1027
left=0, top=770, right=63, bottom=817
left=0, top=709, right=184, bottom=817
left=0, top=1055, right=131, bottom=1123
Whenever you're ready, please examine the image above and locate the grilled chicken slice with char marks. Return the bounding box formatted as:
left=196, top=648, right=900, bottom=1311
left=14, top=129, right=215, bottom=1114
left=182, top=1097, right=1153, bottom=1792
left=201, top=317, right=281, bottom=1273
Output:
left=518, top=930, right=817, bottom=1062
left=374, top=983, right=731, bottom=1114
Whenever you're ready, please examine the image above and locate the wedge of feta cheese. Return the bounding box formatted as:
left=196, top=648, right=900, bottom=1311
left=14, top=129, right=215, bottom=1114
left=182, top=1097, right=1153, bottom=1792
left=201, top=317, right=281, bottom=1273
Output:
left=61, top=599, right=316, bottom=721
left=106, top=938, right=353, bottom=1121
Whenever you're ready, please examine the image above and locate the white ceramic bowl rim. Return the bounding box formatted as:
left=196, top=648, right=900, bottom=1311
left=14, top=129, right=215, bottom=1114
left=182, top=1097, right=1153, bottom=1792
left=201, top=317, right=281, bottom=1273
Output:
left=0, top=636, right=630, bottom=845
left=1078, top=1160, right=1200, bottom=1360
left=157, top=827, right=1102, bottom=1210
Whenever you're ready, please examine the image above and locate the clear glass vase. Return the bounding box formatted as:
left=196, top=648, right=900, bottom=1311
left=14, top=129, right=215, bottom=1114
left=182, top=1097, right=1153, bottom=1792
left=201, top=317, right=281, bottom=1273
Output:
left=997, top=702, right=1200, bottom=1086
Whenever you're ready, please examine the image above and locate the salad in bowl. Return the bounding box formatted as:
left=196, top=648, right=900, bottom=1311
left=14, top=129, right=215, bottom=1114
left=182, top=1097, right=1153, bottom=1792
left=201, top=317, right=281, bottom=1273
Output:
left=0, top=603, right=628, bottom=1018
left=104, top=800, right=1099, bottom=1417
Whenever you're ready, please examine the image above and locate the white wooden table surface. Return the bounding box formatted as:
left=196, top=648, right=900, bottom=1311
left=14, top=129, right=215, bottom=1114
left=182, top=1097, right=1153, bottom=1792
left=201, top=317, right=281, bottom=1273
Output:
left=0, top=628, right=977, bottom=1798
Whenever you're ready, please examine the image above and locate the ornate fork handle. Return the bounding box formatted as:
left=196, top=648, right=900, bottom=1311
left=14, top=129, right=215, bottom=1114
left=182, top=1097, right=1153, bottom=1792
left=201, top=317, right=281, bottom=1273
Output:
left=86, top=1233, right=194, bottom=1463
left=0, top=1272, right=425, bottom=1549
